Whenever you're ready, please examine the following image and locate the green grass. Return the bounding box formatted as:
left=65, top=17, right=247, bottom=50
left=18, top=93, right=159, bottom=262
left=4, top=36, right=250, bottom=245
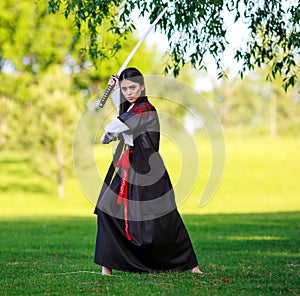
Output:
left=179, top=134, right=300, bottom=214
left=1, top=134, right=299, bottom=218
left=0, top=133, right=300, bottom=295
left=0, top=213, right=299, bottom=295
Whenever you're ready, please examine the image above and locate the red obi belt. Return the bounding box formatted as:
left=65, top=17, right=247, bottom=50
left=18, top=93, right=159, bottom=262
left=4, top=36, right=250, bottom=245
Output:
left=114, top=149, right=132, bottom=241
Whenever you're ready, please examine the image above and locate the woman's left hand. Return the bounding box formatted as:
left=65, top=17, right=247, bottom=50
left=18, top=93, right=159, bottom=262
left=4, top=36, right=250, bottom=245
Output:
left=108, top=76, right=119, bottom=91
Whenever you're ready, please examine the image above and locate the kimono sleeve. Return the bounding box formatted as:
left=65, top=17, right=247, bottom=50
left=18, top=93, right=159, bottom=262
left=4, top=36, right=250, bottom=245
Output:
left=110, top=89, right=121, bottom=112
left=117, top=102, right=156, bottom=133
left=102, top=117, right=133, bottom=146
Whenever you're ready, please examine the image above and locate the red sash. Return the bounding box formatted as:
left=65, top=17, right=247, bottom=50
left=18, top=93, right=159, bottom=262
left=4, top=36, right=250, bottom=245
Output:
left=114, top=149, right=132, bottom=241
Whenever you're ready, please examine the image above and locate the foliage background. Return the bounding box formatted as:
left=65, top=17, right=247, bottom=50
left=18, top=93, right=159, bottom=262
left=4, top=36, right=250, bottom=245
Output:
left=0, top=1, right=299, bottom=295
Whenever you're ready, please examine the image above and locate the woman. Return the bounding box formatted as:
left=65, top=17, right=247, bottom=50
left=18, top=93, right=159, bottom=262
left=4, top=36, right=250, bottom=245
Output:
left=94, top=67, right=202, bottom=275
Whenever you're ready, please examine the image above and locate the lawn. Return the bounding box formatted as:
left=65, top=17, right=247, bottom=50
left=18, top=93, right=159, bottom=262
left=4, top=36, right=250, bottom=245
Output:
left=0, top=213, right=299, bottom=295
left=0, top=133, right=299, bottom=295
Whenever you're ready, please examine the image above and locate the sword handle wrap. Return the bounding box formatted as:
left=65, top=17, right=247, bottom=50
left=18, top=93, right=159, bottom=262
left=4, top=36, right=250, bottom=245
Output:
left=98, top=82, right=116, bottom=108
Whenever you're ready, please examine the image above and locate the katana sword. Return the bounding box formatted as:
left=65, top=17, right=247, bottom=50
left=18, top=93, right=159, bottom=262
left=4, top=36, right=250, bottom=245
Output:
left=97, top=6, right=168, bottom=108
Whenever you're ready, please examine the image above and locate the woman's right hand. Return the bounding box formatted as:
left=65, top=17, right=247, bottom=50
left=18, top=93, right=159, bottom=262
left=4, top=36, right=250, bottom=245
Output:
left=108, top=75, right=119, bottom=91
left=101, top=132, right=118, bottom=144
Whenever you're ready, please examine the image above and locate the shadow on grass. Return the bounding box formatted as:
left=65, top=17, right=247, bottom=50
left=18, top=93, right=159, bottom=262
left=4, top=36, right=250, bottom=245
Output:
left=0, top=212, right=299, bottom=295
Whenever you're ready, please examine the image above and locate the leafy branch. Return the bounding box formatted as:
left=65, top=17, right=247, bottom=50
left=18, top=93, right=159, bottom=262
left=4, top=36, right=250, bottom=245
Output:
left=46, top=0, right=300, bottom=90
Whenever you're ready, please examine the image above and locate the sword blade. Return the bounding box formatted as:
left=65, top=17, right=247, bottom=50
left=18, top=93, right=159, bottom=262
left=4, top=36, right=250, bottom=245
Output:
left=98, top=7, right=168, bottom=108
left=117, top=6, right=168, bottom=76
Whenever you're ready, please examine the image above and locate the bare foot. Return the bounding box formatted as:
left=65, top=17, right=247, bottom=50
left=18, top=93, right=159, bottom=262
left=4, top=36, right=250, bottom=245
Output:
left=191, top=266, right=203, bottom=274
left=102, top=266, right=112, bottom=276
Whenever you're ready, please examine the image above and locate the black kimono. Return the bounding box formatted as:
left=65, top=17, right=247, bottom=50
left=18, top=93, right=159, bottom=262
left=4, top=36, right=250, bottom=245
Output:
left=94, top=96, right=198, bottom=272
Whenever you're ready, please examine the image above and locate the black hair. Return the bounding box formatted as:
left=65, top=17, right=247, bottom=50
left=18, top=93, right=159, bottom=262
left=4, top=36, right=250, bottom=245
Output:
left=118, top=67, right=146, bottom=115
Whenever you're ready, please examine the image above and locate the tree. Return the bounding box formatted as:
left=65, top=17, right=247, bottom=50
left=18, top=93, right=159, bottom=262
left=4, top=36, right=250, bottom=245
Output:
left=0, top=0, right=82, bottom=197
left=0, top=96, right=19, bottom=148
left=46, top=0, right=299, bottom=90
left=19, top=67, right=81, bottom=199
left=206, top=68, right=300, bottom=136
left=0, top=1, right=78, bottom=77
left=0, top=0, right=167, bottom=198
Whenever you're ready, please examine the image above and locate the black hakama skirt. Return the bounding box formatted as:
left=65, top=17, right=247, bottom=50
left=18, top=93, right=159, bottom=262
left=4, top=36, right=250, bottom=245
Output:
left=94, top=153, right=198, bottom=273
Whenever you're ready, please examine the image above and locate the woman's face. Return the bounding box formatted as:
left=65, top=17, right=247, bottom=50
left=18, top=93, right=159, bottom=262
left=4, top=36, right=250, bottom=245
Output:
left=120, top=79, right=144, bottom=104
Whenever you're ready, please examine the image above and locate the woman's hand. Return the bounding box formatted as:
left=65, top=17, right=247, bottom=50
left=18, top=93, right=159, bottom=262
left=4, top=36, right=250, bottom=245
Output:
left=108, top=75, right=119, bottom=91
left=101, top=132, right=118, bottom=144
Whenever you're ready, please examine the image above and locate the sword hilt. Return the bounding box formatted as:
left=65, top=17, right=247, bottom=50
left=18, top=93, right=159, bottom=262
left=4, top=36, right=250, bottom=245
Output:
left=97, top=80, right=116, bottom=108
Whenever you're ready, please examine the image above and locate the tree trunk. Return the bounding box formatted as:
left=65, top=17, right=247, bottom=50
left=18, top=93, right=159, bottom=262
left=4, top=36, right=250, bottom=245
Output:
left=0, top=119, right=7, bottom=147
left=269, top=93, right=277, bottom=137
left=56, top=114, right=64, bottom=199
